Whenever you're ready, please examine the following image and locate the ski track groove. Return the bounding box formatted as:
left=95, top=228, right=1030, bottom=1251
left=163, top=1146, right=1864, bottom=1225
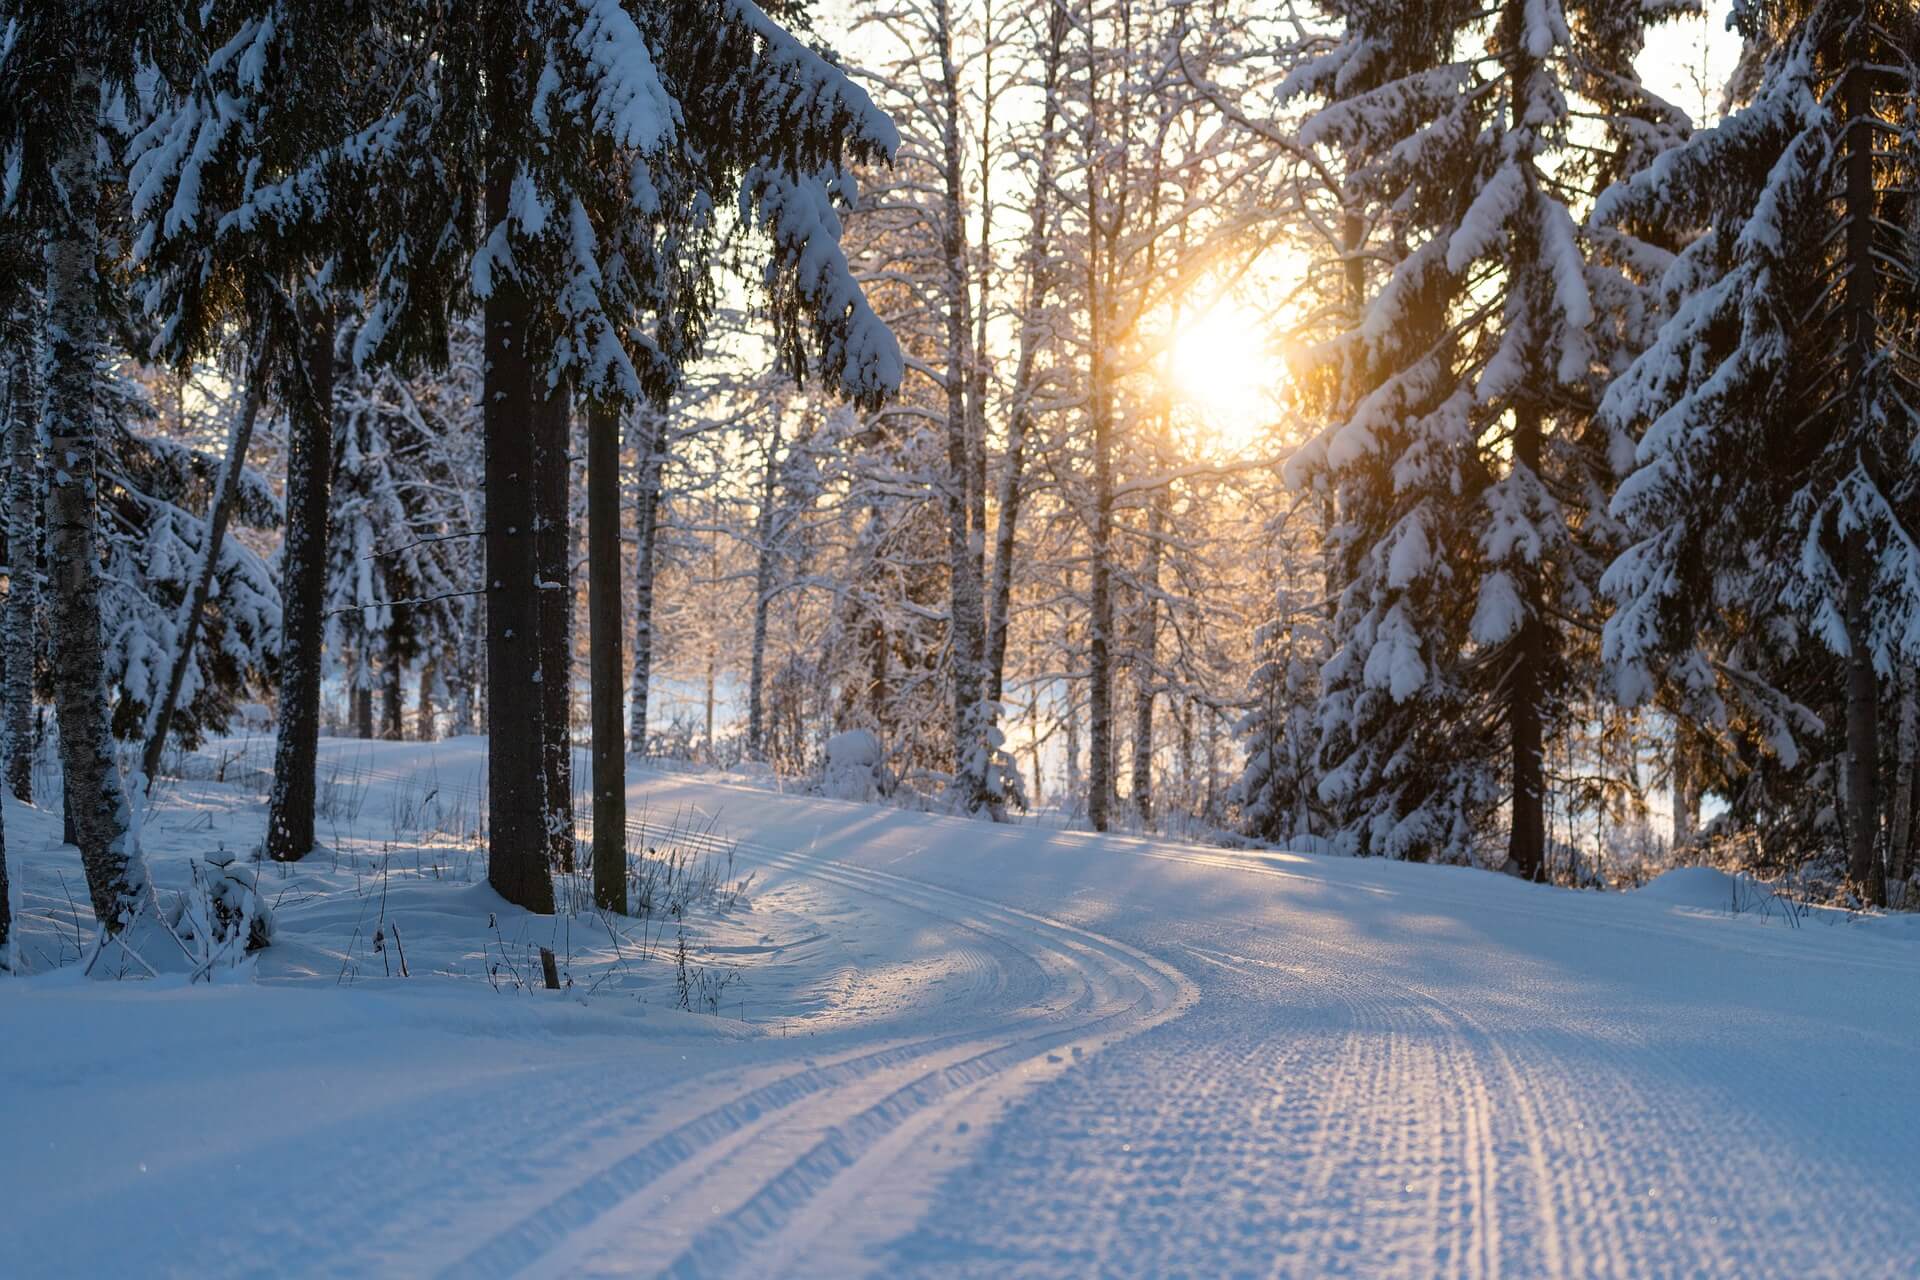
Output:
left=440, top=827, right=1195, bottom=1279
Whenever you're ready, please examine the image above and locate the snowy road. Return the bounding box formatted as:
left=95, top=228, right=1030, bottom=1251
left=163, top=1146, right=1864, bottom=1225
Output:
left=6, top=747, right=1919, bottom=1277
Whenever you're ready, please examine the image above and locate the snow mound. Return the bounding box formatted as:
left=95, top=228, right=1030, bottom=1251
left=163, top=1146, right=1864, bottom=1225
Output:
left=1635, top=866, right=1746, bottom=909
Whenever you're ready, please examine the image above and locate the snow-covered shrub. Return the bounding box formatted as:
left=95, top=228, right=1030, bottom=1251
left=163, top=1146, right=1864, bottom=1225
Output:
left=822, top=728, right=891, bottom=801
left=168, top=854, right=273, bottom=976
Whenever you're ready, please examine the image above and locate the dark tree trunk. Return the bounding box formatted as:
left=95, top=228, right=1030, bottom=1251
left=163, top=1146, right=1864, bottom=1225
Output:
left=535, top=383, right=574, bottom=872
left=588, top=402, right=626, bottom=913
left=1505, top=406, right=1547, bottom=882
left=142, top=337, right=269, bottom=785
left=935, top=0, right=988, bottom=811
left=381, top=638, right=405, bottom=741
left=627, top=408, right=666, bottom=756
left=482, top=43, right=554, bottom=913
left=1130, top=482, right=1166, bottom=827
left=1843, top=534, right=1882, bottom=902
left=351, top=658, right=374, bottom=740
left=4, top=307, right=40, bottom=805
left=1888, top=672, right=1916, bottom=904
left=746, top=404, right=783, bottom=762
left=1086, top=316, right=1115, bottom=834
left=266, top=303, right=337, bottom=862
left=1839, top=53, right=1885, bottom=905
left=417, top=659, right=437, bottom=742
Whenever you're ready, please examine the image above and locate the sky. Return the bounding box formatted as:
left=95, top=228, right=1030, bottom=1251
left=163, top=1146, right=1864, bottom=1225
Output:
left=1637, top=0, right=1744, bottom=126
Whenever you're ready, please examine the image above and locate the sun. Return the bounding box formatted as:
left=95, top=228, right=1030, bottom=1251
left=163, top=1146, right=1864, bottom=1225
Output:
left=1168, top=303, right=1282, bottom=451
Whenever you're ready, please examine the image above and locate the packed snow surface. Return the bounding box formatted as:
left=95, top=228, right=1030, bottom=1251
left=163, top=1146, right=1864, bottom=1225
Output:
left=4, top=737, right=1918, bottom=1277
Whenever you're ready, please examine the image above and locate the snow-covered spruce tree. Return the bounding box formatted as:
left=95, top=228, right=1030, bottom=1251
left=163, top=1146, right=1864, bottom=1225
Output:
left=1231, top=497, right=1330, bottom=844
left=1595, top=0, right=1920, bottom=904
left=325, top=356, right=476, bottom=745
left=137, top=343, right=272, bottom=782
left=0, top=1, right=179, bottom=934
left=1281, top=0, right=1687, bottom=871
left=99, top=366, right=283, bottom=753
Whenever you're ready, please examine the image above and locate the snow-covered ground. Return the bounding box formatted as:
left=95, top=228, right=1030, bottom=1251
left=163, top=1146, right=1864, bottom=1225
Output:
left=4, top=737, right=1918, bottom=1277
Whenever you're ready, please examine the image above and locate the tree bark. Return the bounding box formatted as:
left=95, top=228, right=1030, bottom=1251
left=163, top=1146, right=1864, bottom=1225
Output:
left=1886, top=670, right=1915, bottom=903
left=627, top=407, right=666, bottom=756
left=1842, top=533, right=1882, bottom=903
left=588, top=401, right=627, bottom=913
left=934, top=0, right=990, bottom=811
left=381, top=632, right=405, bottom=741
left=417, top=658, right=437, bottom=742
left=535, top=383, right=574, bottom=872
left=141, top=336, right=269, bottom=785
left=1839, top=52, right=1885, bottom=905
left=746, top=402, right=784, bottom=762
left=1130, top=482, right=1166, bottom=827
left=1505, top=406, right=1547, bottom=881
left=1670, top=720, right=1700, bottom=851
left=482, top=42, right=555, bottom=912
left=266, top=302, right=337, bottom=862
left=1085, top=291, right=1115, bottom=832
left=4, top=304, right=40, bottom=804
left=351, top=654, right=374, bottom=740
left=45, top=59, right=159, bottom=931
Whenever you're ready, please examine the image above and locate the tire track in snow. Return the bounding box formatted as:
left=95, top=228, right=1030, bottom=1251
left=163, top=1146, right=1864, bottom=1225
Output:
left=442, top=824, right=1195, bottom=1278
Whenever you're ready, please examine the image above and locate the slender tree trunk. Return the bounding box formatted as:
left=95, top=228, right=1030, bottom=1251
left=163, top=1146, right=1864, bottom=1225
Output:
left=141, top=337, right=269, bottom=785
left=869, top=608, right=888, bottom=737
left=1888, top=671, right=1917, bottom=905
left=417, top=659, right=437, bottom=742
left=267, top=303, right=337, bottom=862
left=1506, top=407, right=1547, bottom=881
left=352, top=656, right=374, bottom=740
left=935, top=0, right=989, bottom=811
left=1843, top=536, right=1882, bottom=902
left=746, top=403, right=784, bottom=762
left=482, top=45, right=554, bottom=912
left=588, top=402, right=626, bottom=913
left=1130, top=484, right=1166, bottom=827
left=4, top=308, right=39, bottom=805
left=1086, top=312, right=1115, bottom=832
left=1839, top=54, right=1885, bottom=905
left=381, top=633, right=404, bottom=741
left=535, top=384, right=574, bottom=872
left=1670, top=720, right=1700, bottom=851
left=1065, top=671, right=1084, bottom=816
left=44, top=62, right=159, bottom=932
left=627, top=408, right=666, bottom=756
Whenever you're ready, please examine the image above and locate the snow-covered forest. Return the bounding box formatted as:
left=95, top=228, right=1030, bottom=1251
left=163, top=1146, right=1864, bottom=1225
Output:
left=3, top=0, right=1919, bottom=1275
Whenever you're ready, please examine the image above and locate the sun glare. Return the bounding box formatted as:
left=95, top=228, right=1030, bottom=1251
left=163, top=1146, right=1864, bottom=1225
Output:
left=1168, top=303, right=1281, bottom=451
